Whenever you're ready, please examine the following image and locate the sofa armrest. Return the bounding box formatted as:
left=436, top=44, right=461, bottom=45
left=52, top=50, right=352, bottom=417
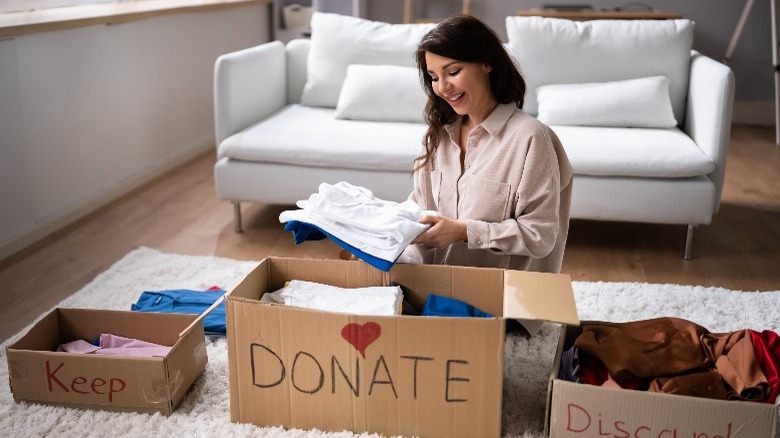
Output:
left=214, top=41, right=287, bottom=146
left=684, top=50, right=735, bottom=209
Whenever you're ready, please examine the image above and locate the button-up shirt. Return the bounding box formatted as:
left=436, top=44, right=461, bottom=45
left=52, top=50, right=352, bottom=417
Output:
left=400, top=103, right=573, bottom=273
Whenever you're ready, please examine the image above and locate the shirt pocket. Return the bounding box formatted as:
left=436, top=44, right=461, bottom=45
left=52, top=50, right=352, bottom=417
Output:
left=465, top=175, right=511, bottom=222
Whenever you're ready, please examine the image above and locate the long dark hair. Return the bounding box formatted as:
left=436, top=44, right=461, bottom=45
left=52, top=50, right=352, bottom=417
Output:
left=414, top=14, right=526, bottom=171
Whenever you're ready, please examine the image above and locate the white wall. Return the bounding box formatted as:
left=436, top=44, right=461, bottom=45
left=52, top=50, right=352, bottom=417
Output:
left=0, top=3, right=271, bottom=259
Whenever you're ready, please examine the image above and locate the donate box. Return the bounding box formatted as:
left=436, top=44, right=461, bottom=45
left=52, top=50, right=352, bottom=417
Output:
left=6, top=308, right=207, bottom=415
left=545, top=324, right=779, bottom=438
left=226, top=256, right=579, bottom=437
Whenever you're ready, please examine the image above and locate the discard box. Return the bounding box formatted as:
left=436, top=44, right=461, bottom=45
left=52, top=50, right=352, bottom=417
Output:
left=6, top=308, right=207, bottom=415
left=545, top=324, right=779, bottom=438
left=226, top=256, right=579, bottom=437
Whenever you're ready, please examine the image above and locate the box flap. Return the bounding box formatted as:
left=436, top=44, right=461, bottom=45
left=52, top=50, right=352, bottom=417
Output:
left=8, top=308, right=61, bottom=351
left=165, top=319, right=208, bottom=413
left=544, top=324, right=568, bottom=437
left=502, top=270, right=579, bottom=325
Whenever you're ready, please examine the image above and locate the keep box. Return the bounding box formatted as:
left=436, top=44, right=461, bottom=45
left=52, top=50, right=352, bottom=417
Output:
left=6, top=308, right=207, bottom=415
left=226, top=256, right=579, bottom=437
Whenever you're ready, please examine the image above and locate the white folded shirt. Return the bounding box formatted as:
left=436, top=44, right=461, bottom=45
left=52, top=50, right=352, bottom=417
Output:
left=272, top=279, right=403, bottom=316
left=279, top=181, right=432, bottom=264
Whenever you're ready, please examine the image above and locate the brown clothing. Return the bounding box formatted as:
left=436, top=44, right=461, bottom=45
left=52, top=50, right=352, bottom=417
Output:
left=575, top=317, right=771, bottom=401
left=400, top=103, right=574, bottom=273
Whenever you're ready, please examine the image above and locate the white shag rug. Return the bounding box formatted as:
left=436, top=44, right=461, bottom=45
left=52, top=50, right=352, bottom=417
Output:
left=1, top=247, right=779, bottom=438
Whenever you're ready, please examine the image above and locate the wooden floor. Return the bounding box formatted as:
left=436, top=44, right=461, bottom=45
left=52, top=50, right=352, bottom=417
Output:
left=1, top=124, right=778, bottom=343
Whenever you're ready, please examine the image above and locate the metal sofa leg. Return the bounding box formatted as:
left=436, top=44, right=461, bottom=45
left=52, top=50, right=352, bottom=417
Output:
left=233, top=201, right=243, bottom=233
left=683, top=224, right=695, bottom=260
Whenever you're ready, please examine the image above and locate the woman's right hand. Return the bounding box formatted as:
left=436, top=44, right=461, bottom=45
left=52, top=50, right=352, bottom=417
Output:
left=412, top=215, right=467, bottom=248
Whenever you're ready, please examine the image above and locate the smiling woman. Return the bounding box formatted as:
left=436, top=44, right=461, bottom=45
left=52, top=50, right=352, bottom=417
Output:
left=400, top=14, right=574, bottom=274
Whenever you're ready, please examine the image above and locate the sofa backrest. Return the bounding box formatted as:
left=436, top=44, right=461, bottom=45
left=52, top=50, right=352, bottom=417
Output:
left=295, top=12, right=434, bottom=108
left=505, top=17, right=694, bottom=122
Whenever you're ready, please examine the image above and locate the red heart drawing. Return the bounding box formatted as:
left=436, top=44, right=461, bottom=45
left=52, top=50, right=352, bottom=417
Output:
left=341, top=322, right=381, bottom=359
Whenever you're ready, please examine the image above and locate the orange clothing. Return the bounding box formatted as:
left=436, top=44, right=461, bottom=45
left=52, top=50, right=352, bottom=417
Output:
left=576, top=318, right=772, bottom=402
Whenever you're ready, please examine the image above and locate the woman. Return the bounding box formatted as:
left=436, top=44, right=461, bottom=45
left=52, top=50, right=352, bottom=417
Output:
left=400, top=14, right=574, bottom=273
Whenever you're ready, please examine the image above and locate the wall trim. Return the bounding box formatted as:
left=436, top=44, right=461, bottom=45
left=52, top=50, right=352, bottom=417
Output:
left=0, top=141, right=213, bottom=262
left=0, top=0, right=270, bottom=38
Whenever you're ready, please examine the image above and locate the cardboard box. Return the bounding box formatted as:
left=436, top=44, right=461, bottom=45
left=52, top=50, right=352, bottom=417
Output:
left=6, top=308, right=208, bottom=415
left=226, top=256, right=579, bottom=437
left=545, top=324, right=780, bottom=437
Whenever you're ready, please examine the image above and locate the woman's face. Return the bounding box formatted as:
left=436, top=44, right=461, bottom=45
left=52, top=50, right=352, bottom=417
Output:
left=424, top=51, right=494, bottom=117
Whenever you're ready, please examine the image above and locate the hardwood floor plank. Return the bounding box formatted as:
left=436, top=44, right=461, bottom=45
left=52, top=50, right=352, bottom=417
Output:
left=1, top=124, right=778, bottom=343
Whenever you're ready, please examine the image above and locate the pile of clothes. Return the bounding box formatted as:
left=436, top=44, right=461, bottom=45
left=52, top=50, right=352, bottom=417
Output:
left=559, top=317, right=780, bottom=404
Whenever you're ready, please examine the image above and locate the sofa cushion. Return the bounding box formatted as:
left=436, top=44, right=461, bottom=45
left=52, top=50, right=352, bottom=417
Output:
left=335, top=64, right=426, bottom=123
left=218, top=104, right=425, bottom=172
left=552, top=125, right=715, bottom=178
left=536, top=76, right=677, bottom=128
left=300, top=12, right=434, bottom=108
left=505, top=17, right=694, bottom=122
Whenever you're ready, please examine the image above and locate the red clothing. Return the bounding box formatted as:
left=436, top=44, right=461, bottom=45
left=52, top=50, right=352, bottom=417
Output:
left=750, top=330, right=780, bottom=404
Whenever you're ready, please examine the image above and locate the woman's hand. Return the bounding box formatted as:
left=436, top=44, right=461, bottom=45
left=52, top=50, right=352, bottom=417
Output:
left=412, top=215, right=467, bottom=248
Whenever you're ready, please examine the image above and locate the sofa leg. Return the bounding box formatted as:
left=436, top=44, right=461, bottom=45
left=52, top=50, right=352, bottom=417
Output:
left=233, top=201, right=243, bottom=233
left=683, top=224, right=695, bottom=260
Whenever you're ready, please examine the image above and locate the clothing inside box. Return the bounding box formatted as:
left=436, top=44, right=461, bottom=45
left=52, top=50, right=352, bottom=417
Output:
left=257, top=277, right=526, bottom=334
left=11, top=309, right=189, bottom=354
left=559, top=319, right=780, bottom=405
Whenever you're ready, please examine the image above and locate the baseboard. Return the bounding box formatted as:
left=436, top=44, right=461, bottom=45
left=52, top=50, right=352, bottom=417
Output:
left=0, top=141, right=214, bottom=262
left=732, top=100, right=776, bottom=126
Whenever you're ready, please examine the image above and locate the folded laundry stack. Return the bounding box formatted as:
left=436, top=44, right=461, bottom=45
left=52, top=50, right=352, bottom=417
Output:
left=279, top=181, right=431, bottom=271
left=261, top=279, right=403, bottom=316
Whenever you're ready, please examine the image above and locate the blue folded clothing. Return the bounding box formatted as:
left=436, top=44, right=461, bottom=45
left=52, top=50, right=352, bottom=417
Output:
left=421, top=294, right=493, bottom=318
left=421, top=293, right=521, bottom=332
left=131, top=289, right=226, bottom=335
left=284, top=220, right=396, bottom=271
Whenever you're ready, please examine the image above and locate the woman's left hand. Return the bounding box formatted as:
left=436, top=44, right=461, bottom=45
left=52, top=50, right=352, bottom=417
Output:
left=412, top=215, right=467, bottom=248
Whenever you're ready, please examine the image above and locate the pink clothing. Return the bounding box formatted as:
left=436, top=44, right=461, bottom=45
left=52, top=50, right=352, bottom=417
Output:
left=57, top=334, right=172, bottom=357
left=401, top=103, right=573, bottom=273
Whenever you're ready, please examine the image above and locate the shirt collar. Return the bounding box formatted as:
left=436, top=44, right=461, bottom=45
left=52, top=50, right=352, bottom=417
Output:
left=443, top=102, right=517, bottom=138
left=481, top=103, right=516, bottom=137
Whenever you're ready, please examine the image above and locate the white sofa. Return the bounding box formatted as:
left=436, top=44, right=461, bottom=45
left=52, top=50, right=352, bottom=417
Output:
left=213, top=13, right=734, bottom=259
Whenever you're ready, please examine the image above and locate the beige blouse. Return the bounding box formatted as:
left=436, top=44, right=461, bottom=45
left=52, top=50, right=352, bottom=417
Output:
left=400, top=103, right=574, bottom=273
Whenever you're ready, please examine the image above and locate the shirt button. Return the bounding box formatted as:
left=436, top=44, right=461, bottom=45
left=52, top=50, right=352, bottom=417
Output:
left=469, top=140, right=475, bottom=146
left=477, top=240, right=483, bottom=246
